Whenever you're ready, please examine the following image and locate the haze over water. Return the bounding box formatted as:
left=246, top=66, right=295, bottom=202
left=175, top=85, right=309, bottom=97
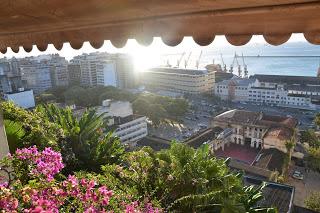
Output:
left=200, top=42, right=320, bottom=77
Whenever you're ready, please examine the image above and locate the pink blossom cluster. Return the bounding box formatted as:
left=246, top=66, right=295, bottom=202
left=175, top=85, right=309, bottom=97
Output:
left=0, top=175, right=159, bottom=212
left=15, top=146, right=64, bottom=181
left=0, top=147, right=161, bottom=212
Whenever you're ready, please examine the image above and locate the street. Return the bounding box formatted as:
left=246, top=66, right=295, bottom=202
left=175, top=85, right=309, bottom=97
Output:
left=148, top=96, right=318, bottom=141
left=288, top=166, right=320, bottom=207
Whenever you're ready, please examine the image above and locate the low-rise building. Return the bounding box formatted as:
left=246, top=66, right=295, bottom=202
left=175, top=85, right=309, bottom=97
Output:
left=215, top=75, right=320, bottom=110
left=210, top=109, right=297, bottom=153
left=96, top=100, right=148, bottom=146
left=4, top=89, right=35, bottom=109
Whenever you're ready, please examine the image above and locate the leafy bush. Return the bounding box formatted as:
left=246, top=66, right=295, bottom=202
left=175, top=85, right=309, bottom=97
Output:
left=305, top=192, right=320, bottom=212
left=0, top=147, right=160, bottom=212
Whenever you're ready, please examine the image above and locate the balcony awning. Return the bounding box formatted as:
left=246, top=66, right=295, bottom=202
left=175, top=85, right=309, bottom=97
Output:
left=1, top=0, right=320, bottom=53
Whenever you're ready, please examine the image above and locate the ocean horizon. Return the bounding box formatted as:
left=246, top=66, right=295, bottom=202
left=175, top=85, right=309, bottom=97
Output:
left=161, top=42, right=320, bottom=77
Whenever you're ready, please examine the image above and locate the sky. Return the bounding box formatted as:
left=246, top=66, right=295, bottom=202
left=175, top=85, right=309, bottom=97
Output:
left=0, top=33, right=308, bottom=70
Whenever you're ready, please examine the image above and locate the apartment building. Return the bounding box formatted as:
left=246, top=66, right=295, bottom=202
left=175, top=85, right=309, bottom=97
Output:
left=49, top=55, right=69, bottom=87
left=113, top=54, right=136, bottom=89
left=0, top=60, right=24, bottom=94
left=211, top=109, right=298, bottom=153
left=96, top=100, right=148, bottom=146
left=71, top=53, right=134, bottom=88
left=141, top=67, right=217, bottom=94
left=215, top=75, right=320, bottom=110
left=20, top=59, right=52, bottom=94
left=67, top=64, right=81, bottom=86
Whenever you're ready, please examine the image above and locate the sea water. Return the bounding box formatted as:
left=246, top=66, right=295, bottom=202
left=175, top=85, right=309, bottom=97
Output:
left=201, top=42, right=320, bottom=77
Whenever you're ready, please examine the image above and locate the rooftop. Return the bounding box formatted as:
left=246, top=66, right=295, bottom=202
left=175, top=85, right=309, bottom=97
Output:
left=216, top=76, right=255, bottom=86
left=243, top=176, right=294, bottom=213
left=146, top=67, right=208, bottom=76
left=214, top=109, right=298, bottom=129
left=113, top=114, right=145, bottom=126
left=251, top=74, right=320, bottom=86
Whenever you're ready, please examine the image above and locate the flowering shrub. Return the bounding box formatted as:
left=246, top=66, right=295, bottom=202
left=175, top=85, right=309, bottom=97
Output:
left=14, top=146, right=64, bottom=181
left=0, top=147, right=161, bottom=212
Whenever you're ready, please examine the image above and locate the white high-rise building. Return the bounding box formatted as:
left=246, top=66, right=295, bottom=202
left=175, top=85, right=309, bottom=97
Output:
left=72, top=53, right=118, bottom=87
left=71, top=52, right=135, bottom=88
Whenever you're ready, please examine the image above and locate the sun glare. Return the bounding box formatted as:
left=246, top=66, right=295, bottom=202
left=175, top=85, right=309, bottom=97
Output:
left=131, top=48, right=161, bottom=72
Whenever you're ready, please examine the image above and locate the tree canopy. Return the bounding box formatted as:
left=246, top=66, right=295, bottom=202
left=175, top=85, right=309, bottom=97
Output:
left=1, top=101, right=276, bottom=212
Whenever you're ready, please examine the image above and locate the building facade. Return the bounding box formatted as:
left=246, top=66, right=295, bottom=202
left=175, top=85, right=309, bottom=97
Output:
left=141, top=67, right=218, bottom=94
left=96, top=100, right=148, bottom=146
left=215, top=75, right=320, bottom=110
left=4, top=89, right=35, bottom=109
left=49, top=55, right=69, bottom=87
left=211, top=109, right=297, bottom=153
left=67, top=64, right=81, bottom=86
left=71, top=52, right=134, bottom=88
left=20, top=60, right=52, bottom=94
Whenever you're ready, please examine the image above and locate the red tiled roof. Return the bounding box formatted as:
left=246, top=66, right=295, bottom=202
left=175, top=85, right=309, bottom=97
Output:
left=264, top=127, right=294, bottom=141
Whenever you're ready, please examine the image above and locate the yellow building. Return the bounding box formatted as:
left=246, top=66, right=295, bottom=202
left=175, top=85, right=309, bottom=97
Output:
left=141, top=67, right=216, bottom=94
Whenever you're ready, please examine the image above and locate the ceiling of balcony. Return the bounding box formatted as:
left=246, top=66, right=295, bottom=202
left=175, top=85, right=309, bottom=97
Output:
left=0, top=0, right=320, bottom=53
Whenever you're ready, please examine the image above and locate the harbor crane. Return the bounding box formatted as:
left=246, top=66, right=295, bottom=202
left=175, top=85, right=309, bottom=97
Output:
left=230, top=53, right=242, bottom=77
left=220, top=53, right=227, bottom=72
left=176, top=52, right=185, bottom=68
left=184, top=52, right=192, bottom=68
left=242, top=53, right=248, bottom=78
left=196, top=50, right=202, bottom=69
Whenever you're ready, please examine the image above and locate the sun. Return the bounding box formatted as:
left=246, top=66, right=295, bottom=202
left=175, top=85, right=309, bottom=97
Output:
left=130, top=48, right=161, bottom=72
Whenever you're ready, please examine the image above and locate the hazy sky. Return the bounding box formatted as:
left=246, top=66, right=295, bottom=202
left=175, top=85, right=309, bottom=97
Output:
left=0, top=33, right=309, bottom=70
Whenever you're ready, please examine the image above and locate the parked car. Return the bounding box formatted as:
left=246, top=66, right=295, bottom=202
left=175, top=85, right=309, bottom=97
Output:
left=292, top=171, right=304, bottom=180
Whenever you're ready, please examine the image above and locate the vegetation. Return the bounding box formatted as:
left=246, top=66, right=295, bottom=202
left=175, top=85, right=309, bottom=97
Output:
left=38, top=85, right=189, bottom=127
left=37, top=104, right=125, bottom=173
left=38, top=85, right=135, bottom=107
left=1, top=102, right=277, bottom=212
left=0, top=146, right=160, bottom=212
left=2, top=102, right=124, bottom=173
left=133, top=94, right=189, bottom=127
left=306, top=147, right=320, bottom=172
left=282, top=130, right=296, bottom=178
left=305, top=192, right=320, bottom=212
left=302, top=114, right=320, bottom=172
left=300, top=129, right=320, bottom=148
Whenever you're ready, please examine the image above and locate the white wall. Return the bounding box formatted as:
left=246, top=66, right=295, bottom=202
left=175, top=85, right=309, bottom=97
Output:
left=4, top=90, right=35, bottom=109
left=103, top=62, right=117, bottom=87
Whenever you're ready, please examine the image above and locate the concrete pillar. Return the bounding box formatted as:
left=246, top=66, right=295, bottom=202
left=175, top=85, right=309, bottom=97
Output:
left=0, top=111, right=10, bottom=159
left=0, top=110, right=10, bottom=182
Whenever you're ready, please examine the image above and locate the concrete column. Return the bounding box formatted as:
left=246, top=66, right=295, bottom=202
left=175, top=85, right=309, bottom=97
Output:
left=0, top=111, right=10, bottom=159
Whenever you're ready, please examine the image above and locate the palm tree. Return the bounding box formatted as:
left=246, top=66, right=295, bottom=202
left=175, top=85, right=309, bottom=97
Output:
left=37, top=104, right=124, bottom=172
left=283, top=128, right=297, bottom=177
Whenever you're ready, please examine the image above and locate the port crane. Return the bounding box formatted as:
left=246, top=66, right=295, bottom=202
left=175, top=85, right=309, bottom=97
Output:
left=176, top=52, right=185, bottom=68
left=242, top=53, right=248, bottom=78
left=184, top=52, right=192, bottom=68
left=196, top=50, right=202, bottom=69
left=230, top=53, right=242, bottom=77
left=220, top=53, right=227, bottom=72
